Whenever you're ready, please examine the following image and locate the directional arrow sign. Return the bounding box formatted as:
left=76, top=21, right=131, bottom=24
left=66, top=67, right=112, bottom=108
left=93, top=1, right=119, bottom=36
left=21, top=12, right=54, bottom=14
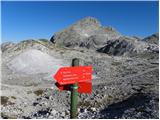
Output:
left=54, top=66, right=92, bottom=85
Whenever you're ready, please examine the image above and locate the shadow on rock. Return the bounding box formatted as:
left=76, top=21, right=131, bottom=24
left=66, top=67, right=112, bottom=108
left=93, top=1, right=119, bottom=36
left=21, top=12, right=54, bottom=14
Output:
left=99, top=93, right=158, bottom=119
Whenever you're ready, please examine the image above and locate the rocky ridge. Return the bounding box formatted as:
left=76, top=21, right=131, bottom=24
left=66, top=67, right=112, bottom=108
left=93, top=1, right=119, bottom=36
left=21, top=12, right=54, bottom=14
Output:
left=143, top=33, right=159, bottom=45
left=51, top=17, right=121, bottom=49
left=51, top=17, right=158, bottom=56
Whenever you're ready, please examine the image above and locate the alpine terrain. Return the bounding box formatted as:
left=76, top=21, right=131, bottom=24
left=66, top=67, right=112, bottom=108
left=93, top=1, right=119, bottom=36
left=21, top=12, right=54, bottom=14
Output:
left=1, top=17, right=159, bottom=119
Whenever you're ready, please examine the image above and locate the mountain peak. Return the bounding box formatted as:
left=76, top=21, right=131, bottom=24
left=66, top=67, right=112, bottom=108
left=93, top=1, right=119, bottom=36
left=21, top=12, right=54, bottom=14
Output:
left=51, top=17, right=120, bottom=48
left=74, top=16, right=101, bottom=27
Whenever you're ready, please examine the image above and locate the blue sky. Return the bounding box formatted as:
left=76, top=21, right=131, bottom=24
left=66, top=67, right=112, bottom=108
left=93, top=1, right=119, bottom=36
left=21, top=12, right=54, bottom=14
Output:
left=1, top=1, right=159, bottom=43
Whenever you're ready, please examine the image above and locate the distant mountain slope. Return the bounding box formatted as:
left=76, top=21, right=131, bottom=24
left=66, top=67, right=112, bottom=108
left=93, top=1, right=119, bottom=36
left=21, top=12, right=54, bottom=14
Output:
left=50, top=17, right=121, bottom=48
left=142, top=33, right=159, bottom=45
left=1, top=39, right=54, bottom=53
left=50, top=17, right=159, bottom=56
left=97, top=35, right=159, bottom=56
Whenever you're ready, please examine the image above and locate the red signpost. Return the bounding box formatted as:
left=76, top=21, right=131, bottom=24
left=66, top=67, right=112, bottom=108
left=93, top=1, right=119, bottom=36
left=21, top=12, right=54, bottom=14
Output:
left=53, top=63, right=92, bottom=119
left=54, top=66, right=92, bottom=85
left=54, top=66, right=92, bottom=93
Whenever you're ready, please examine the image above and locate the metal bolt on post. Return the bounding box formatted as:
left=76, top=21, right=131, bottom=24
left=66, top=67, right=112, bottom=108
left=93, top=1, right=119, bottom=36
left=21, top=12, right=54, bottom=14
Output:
left=70, top=58, right=79, bottom=119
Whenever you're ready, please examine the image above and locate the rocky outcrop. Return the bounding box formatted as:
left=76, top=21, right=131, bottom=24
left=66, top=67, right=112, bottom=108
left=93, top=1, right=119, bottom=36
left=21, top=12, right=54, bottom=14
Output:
left=51, top=17, right=158, bottom=56
left=97, top=39, right=134, bottom=56
left=96, top=37, right=149, bottom=56
left=51, top=17, right=121, bottom=48
left=142, top=33, right=159, bottom=45
left=1, top=39, right=54, bottom=53
left=1, top=42, right=16, bottom=52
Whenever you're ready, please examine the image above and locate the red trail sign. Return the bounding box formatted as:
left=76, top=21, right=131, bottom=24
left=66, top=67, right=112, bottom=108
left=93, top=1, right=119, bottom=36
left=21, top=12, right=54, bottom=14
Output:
left=54, top=66, right=92, bottom=85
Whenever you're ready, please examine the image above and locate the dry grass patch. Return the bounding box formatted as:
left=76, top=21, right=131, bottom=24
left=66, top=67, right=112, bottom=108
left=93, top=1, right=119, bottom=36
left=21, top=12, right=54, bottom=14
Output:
left=1, top=96, right=9, bottom=106
left=34, top=89, right=44, bottom=96
left=11, top=96, right=16, bottom=99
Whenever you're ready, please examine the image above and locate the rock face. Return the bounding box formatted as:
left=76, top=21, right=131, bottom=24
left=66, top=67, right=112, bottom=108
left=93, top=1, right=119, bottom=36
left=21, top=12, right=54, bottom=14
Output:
left=1, top=42, right=16, bottom=52
left=143, top=33, right=159, bottom=45
left=1, top=39, right=54, bottom=54
left=97, top=36, right=149, bottom=56
left=97, top=39, right=134, bottom=56
left=51, top=17, right=121, bottom=48
left=51, top=17, right=158, bottom=56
